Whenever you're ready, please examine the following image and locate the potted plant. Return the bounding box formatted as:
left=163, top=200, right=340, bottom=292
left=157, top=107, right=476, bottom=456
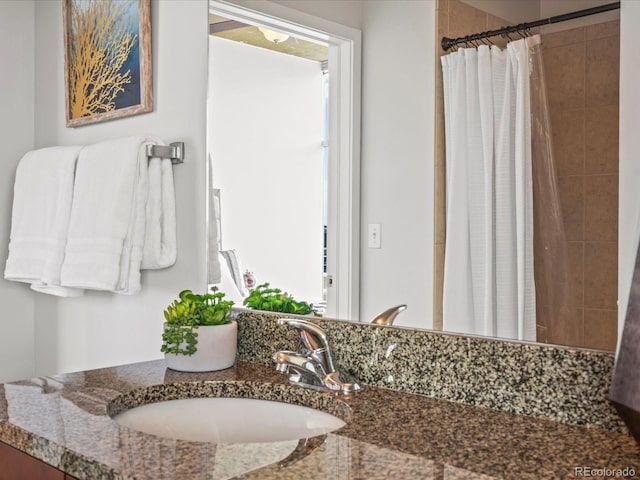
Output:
left=161, top=289, right=236, bottom=372
left=243, top=283, right=320, bottom=316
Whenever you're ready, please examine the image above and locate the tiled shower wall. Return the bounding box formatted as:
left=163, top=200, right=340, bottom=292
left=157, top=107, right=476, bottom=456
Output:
left=542, top=21, right=619, bottom=351
left=434, top=1, right=619, bottom=351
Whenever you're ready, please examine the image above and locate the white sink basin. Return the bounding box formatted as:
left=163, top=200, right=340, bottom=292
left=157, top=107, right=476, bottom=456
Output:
left=112, top=397, right=346, bottom=443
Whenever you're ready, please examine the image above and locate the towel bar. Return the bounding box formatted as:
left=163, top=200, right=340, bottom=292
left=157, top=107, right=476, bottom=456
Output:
left=146, top=142, right=184, bottom=164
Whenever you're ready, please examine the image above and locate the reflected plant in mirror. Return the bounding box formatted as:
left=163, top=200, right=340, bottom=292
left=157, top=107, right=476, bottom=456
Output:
left=243, top=283, right=321, bottom=316
left=207, top=0, right=621, bottom=351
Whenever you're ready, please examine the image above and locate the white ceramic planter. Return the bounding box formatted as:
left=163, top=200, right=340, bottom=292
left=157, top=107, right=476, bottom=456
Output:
left=164, top=321, right=238, bottom=372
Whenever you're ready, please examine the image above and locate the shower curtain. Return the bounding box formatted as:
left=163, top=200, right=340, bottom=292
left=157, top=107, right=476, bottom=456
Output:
left=441, top=36, right=540, bottom=341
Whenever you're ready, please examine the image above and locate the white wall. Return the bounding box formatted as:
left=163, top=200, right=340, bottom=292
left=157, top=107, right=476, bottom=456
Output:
left=29, top=0, right=208, bottom=375
left=256, top=0, right=363, bottom=30
left=209, top=37, right=324, bottom=304
left=358, top=1, right=435, bottom=328
left=0, top=1, right=36, bottom=382
left=618, top=0, right=640, bottom=353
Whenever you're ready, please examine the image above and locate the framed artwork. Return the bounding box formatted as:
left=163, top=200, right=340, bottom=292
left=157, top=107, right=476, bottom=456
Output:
left=63, top=0, right=152, bottom=127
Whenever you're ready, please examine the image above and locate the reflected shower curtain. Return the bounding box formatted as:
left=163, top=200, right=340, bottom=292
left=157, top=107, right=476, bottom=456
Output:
left=442, top=35, right=575, bottom=343
left=441, top=37, right=537, bottom=340
left=529, top=38, right=578, bottom=346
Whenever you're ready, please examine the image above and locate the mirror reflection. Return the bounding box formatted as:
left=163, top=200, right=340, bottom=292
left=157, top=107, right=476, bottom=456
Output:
left=207, top=0, right=620, bottom=352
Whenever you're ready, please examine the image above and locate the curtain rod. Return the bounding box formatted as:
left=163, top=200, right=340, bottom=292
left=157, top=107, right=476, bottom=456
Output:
left=441, top=1, right=620, bottom=51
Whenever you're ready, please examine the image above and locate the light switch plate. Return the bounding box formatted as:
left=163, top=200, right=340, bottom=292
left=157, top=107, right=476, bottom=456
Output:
left=368, top=223, right=381, bottom=249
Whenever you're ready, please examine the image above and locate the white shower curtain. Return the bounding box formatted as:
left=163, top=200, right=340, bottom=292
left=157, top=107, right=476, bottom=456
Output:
left=441, top=36, right=538, bottom=341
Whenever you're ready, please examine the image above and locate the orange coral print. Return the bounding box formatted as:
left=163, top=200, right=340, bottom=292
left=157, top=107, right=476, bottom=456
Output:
left=68, top=0, right=137, bottom=117
left=63, top=0, right=151, bottom=126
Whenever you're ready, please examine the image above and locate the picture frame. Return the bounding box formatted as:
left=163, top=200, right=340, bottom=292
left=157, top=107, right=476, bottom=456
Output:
left=63, top=0, right=152, bottom=127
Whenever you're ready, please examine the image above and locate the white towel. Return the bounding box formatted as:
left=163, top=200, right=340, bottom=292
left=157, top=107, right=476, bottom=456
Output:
left=4, top=146, right=84, bottom=297
left=219, top=249, right=248, bottom=297
left=60, top=136, right=176, bottom=294
left=141, top=156, right=177, bottom=270
left=206, top=154, right=222, bottom=285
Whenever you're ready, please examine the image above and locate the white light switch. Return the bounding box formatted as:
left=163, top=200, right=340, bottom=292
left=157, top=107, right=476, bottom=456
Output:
left=368, top=223, right=381, bottom=249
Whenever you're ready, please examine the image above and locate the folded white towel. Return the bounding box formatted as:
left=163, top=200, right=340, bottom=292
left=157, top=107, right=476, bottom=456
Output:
left=4, top=145, right=84, bottom=297
left=141, top=156, right=177, bottom=270
left=207, top=154, right=222, bottom=285
left=60, top=136, right=176, bottom=294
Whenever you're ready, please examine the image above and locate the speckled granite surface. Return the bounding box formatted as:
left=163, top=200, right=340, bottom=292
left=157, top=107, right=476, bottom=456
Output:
left=234, top=310, right=626, bottom=432
left=0, top=360, right=638, bottom=480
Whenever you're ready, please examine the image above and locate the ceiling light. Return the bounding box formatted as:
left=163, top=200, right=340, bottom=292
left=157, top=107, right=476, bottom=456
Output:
left=258, top=27, right=290, bottom=44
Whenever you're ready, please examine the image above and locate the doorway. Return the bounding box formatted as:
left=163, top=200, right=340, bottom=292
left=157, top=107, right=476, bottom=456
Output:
left=207, top=1, right=361, bottom=320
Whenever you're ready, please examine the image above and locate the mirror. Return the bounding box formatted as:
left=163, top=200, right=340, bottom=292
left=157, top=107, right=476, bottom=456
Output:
left=207, top=0, right=620, bottom=352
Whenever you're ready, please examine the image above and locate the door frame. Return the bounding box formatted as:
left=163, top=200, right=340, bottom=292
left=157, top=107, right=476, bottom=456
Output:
left=208, top=0, right=361, bottom=321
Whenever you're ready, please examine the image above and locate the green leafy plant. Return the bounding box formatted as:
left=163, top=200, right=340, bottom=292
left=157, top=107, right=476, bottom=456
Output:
left=243, top=283, right=319, bottom=316
left=161, top=290, right=234, bottom=356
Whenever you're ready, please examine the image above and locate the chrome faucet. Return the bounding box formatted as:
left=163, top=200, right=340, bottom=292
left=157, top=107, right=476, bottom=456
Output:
left=370, top=304, right=407, bottom=326
left=273, top=318, right=361, bottom=395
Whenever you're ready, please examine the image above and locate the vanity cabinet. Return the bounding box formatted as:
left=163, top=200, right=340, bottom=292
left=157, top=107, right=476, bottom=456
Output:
left=0, top=441, right=78, bottom=480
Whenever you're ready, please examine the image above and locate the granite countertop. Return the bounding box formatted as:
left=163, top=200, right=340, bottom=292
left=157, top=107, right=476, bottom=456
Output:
left=0, top=359, right=638, bottom=480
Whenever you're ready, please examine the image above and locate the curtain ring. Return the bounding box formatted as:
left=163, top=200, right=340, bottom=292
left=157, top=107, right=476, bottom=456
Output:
left=502, top=28, right=513, bottom=41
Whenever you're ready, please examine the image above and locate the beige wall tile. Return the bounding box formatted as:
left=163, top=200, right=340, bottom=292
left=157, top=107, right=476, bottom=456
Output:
left=544, top=44, right=585, bottom=109
left=550, top=108, right=585, bottom=178
left=559, top=307, right=584, bottom=349
left=536, top=323, right=548, bottom=344
left=586, top=20, right=619, bottom=41
left=586, top=36, right=620, bottom=107
left=486, top=13, right=509, bottom=31
left=434, top=243, right=445, bottom=330
left=584, top=174, right=618, bottom=242
left=585, top=104, right=619, bottom=174
left=584, top=241, right=618, bottom=309
left=568, top=241, right=584, bottom=308
left=447, top=0, right=488, bottom=41
left=558, top=176, right=584, bottom=241
left=542, top=27, right=585, bottom=49
left=584, top=308, right=618, bottom=351
left=435, top=142, right=446, bottom=245
left=438, top=2, right=450, bottom=56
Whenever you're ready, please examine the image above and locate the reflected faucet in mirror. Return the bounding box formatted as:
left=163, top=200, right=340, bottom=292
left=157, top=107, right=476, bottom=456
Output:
left=371, top=305, right=407, bottom=326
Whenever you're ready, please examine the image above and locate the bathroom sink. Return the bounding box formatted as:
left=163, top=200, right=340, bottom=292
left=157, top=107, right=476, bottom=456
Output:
left=112, top=397, right=346, bottom=443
